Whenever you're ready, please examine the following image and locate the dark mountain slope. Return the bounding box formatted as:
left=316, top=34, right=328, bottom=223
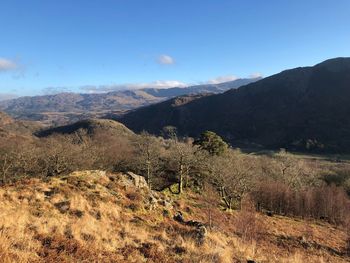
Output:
left=119, top=58, right=350, bottom=152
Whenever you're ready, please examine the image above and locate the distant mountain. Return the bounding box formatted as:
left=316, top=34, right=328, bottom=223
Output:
left=0, top=94, right=18, bottom=101
left=0, top=78, right=260, bottom=126
left=119, top=57, right=350, bottom=153
left=141, top=78, right=261, bottom=98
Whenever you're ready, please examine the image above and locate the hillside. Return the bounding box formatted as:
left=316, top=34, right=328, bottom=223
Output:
left=0, top=78, right=260, bottom=126
left=0, top=170, right=348, bottom=262
left=36, top=118, right=133, bottom=138
left=0, top=111, right=42, bottom=139
left=119, top=58, right=350, bottom=153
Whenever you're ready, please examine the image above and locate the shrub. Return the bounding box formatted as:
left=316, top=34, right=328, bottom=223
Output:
left=235, top=196, right=264, bottom=242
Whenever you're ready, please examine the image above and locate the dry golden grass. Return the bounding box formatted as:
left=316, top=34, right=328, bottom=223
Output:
left=0, top=170, right=348, bottom=262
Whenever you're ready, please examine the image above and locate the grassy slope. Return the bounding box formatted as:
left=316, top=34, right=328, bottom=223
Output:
left=0, top=171, right=348, bottom=263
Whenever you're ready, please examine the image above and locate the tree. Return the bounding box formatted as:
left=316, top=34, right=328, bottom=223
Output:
left=209, top=150, right=255, bottom=210
left=0, top=137, right=38, bottom=184
left=194, top=131, right=228, bottom=156
left=273, top=150, right=314, bottom=190
left=133, top=132, right=161, bottom=189
left=90, top=130, right=134, bottom=172
left=37, top=135, right=86, bottom=177
left=168, top=141, right=197, bottom=194
left=162, top=127, right=197, bottom=194
left=162, top=126, right=177, bottom=140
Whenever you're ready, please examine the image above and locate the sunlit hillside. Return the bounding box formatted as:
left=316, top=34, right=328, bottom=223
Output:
left=0, top=170, right=348, bottom=263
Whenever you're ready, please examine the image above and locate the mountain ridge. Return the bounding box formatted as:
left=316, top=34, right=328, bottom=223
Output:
left=0, top=77, right=260, bottom=126
left=119, top=57, right=350, bottom=153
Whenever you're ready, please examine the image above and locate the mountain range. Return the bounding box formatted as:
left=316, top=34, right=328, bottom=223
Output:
left=2, top=57, right=350, bottom=153
left=0, top=78, right=260, bottom=126
left=119, top=57, right=350, bottom=153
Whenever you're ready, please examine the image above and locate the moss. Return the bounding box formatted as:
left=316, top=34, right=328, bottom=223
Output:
left=162, top=183, right=180, bottom=195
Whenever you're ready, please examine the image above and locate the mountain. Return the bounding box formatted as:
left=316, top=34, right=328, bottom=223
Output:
left=119, top=57, right=350, bottom=153
left=0, top=78, right=260, bottom=126
left=141, top=78, right=261, bottom=98
left=0, top=93, right=18, bottom=101
left=36, top=118, right=133, bottom=138
left=0, top=91, right=160, bottom=126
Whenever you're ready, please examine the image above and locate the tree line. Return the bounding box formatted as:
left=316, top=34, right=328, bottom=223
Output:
left=0, top=127, right=349, bottom=225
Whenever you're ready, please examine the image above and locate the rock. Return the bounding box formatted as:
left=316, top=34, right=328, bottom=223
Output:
left=173, top=245, right=186, bottom=254
left=173, top=211, right=207, bottom=245
left=54, top=201, right=70, bottom=213
left=174, top=212, right=185, bottom=223
left=162, top=209, right=170, bottom=217
left=195, top=225, right=207, bottom=245
left=124, top=172, right=148, bottom=189
left=266, top=211, right=273, bottom=217
left=158, top=199, right=172, bottom=208
left=148, top=194, right=158, bottom=210
left=187, top=220, right=205, bottom=228
left=70, top=209, right=84, bottom=218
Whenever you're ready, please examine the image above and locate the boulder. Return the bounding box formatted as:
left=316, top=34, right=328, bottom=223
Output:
left=173, top=211, right=207, bottom=245
left=174, top=211, right=185, bottom=223
left=195, top=225, right=207, bottom=245
left=148, top=194, right=158, bottom=210
left=121, top=172, right=148, bottom=189
left=54, top=201, right=70, bottom=213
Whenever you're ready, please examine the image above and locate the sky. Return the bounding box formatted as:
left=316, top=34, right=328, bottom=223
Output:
left=0, top=0, right=349, bottom=98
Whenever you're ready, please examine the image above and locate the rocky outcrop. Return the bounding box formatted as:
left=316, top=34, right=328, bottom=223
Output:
left=174, top=211, right=207, bottom=245
left=120, top=172, right=148, bottom=189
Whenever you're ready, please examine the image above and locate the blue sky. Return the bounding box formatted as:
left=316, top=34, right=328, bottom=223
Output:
left=0, top=0, right=349, bottom=97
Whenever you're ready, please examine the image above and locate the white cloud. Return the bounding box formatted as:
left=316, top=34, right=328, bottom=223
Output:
left=157, top=54, right=175, bottom=65
left=206, top=75, right=239, bottom=84
left=249, top=72, right=263, bottom=79
left=0, top=58, right=18, bottom=72
left=44, top=73, right=263, bottom=95
left=80, top=80, right=188, bottom=93
left=42, top=87, right=71, bottom=95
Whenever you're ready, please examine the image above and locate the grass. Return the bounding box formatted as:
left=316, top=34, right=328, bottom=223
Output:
left=0, top=170, right=348, bottom=262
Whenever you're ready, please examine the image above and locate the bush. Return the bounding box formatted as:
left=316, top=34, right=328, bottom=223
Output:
left=235, top=196, right=265, bottom=242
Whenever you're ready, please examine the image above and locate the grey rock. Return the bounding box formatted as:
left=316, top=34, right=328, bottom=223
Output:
left=54, top=201, right=70, bottom=213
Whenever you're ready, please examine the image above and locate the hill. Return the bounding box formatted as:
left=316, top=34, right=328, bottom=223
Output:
left=119, top=57, right=350, bottom=153
left=0, top=111, right=42, bottom=139
left=0, top=78, right=260, bottom=126
left=0, top=170, right=348, bottom=262
left=36, top=118, right=133, bottom=138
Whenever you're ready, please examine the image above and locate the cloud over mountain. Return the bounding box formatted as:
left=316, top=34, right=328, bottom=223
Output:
left=79, top=80, right=188, bottom=93
left=206, top=75, right=238, bottom=84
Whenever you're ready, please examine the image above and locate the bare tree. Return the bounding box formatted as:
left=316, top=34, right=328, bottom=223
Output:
left=163, top=129, right=199, bottom=194
left=209, top=150, right=256, bottom=210
left=90, top=130, right=134, bottom=171
left=133, top=132, right=161, bottom=189
left=274, top=151, right=320, bottom=190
